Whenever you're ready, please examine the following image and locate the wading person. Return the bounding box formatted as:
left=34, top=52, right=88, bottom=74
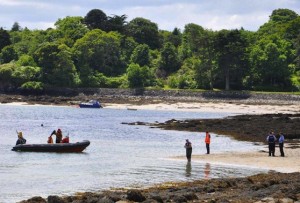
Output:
left=184, top=139, right=192, bottom=162
left=205, top=131, right=211, bottom=154
left=278, top=132, right=285, bottom=157
left=266, top=131, right=276, bottom=156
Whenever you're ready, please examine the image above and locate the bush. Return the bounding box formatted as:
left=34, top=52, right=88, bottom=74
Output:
left=20, top=81, right=44, bottom=94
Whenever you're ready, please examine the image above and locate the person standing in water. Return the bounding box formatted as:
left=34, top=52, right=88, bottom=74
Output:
left=205, top=131, right=211, bottom=154
left=184, top=139, right=192, bottom=162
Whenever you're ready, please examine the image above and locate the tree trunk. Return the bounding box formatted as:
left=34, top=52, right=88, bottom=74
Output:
left=225, top=69, right=230, bottom=90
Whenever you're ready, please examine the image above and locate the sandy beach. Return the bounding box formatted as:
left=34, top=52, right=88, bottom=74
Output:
left=174, top=145, right=300, bottom=173
left=104, top=101, right=300, bottom=114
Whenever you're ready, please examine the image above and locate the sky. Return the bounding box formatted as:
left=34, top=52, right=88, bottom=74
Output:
left=0, top=0, right=299, bottom=32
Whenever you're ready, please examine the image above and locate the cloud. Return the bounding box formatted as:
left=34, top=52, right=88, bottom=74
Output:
left=0, top=0, right=299, bottom=31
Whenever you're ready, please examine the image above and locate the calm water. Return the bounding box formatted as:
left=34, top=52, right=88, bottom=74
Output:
left=0, top=105, right=265, bottom=203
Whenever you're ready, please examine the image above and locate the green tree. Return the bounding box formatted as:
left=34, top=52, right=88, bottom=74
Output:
left=54, top=16, right=89, bottom=47
left=127, top=63, right=151, bottom=88
left=16, top=54, right=37, bottom=66
left=0, top=63, right=15, bottom=90
left=126, top=17, right=160, bottom=49
left=84, top=9, right=108, bottom=31
left=73, top=29, right=124, bottom=79
left=130, top=44, right=151, bottom=67
left=270, top=9, right=298, bottom=23
left=158, top=42, right=180, bottom=77
left=249, top=35, right=294, bottom=89
left=159, top=28, right=182, bottom=48
left=215, top=29, right=249, bottom=90
left=11, top=29, right=48, bottom=56
left=107, top=14, right=127, bottom=33
left=12, top=66, right=41, bottom=87
left=34, top=42, right=79, bottom=87
left=120, top=36, right=138, bottom=66
left=0, top=45, right=18, bottom=64
left=11, top=22, right=22, bottom=32
left=0, top=28, right=11, bottom=51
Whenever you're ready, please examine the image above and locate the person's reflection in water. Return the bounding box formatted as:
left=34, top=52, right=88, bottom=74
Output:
left=204, top=163, right=211, bottom=179
left=185, top=161, right=192, bottom=177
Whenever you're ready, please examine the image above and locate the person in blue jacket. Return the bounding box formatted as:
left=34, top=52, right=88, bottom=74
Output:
left=266, top=131, right=276, bottom=156
left=278, top=132, right=285, bottom=157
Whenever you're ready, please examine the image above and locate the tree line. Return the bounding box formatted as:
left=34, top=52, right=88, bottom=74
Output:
left=0, top=8, right=299, bottom=93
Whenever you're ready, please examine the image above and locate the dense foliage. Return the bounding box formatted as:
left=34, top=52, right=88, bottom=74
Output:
left=0, top=8, right=299, bottom=92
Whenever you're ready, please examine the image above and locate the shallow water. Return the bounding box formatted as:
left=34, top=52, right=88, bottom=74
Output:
left=0, top=105, right=265, bottom=203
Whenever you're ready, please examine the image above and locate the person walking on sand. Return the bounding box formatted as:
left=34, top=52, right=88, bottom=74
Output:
left=278, top=132, right=285, bottom=157
left=205, top=131, right=211, bottom=154
left=266, top=131, right=276, bottom=156
left=184, top=139, right=192, bottom=162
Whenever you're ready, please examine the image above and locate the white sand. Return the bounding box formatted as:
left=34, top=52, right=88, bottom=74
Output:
left=104, top=102, right=300, bottom=114
left=174, top=144, right=300, bottom=173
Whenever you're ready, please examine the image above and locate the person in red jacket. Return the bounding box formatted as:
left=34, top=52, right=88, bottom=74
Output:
left=205, top=131, right=211, bottom=154
left=61, top=136, right=69, bottom=143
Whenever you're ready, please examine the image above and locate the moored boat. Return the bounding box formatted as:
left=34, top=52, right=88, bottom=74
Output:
left=79, top=100, right=102, bottom=108
left=12, top=140, right=90, bottom=153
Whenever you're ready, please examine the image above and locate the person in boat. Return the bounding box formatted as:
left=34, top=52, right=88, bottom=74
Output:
left=61, top=135, right=69, bottom=143
left=184, top=139, right=192, bottom=162
left=51, top=129, right=63, bottom=143
left=16, top=131, right=26, bottom=145
left=47, top=135, right=53, bottom=144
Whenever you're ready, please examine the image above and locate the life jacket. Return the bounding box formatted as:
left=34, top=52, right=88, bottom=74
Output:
left=47, top=136, right=53, bottom=144
left=268, top=135, right=275, bottom=143
left=61, top=137, right=69, bottom=143
left=205, top=133, right=211, bottom=144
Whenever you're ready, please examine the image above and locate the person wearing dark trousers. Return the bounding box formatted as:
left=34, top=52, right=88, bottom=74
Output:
left=266, top=131, right=276, bottom=156
left=278, top=132, right=285, bottom=157
left=184, top=139, right=192, bottom=162
left=205, top=131, right=211, bottom=154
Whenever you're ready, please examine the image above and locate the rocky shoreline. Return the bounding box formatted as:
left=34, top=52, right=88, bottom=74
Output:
left=21, top=172, right=300, bottom=203
left=1, top=89, right=300, bottom=106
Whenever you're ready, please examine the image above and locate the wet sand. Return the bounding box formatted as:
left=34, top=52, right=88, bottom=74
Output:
left=174, top=144, right=300, bottom=173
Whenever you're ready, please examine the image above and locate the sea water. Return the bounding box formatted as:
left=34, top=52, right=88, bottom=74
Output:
left=0, top=105, right=265, bottom=203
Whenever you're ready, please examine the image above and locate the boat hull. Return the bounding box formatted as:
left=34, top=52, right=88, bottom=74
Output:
left=12, top=140, right=90, bottom=153
left=79, top=104, right=101, bottom=108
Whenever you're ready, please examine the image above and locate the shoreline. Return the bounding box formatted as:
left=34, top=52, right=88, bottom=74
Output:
left=2, top=100, right=300, bottom=114
left=103, top=101, right=300, bottom=114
